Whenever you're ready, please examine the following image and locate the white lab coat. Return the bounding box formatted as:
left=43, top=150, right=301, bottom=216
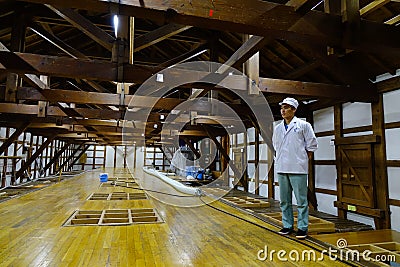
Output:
left=272, top=117, right=318, bottom=174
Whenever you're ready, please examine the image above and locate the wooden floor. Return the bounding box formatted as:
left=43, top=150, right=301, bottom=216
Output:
left=0, top=168, right=356, bottom=266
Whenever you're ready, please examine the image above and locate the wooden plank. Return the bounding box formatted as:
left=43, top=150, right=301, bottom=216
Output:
left=315, top=188, right=337, bottom=195
left=134, top=23, right=191, bottom=52
left=360, top=0, right=391, bottom=16
left=389, top=199, right=400, bottom=207
left=18, top=0, right=400, bottom=57
left=15, top=135, right=56, bottom=180
left=43, top=142, right=70, bottom=172
left=371, top=95, right=391, bottom=229
left=46, top=5, right=115, bottom=51
left=0, top=51, right=377, bottom=101
left=67, top=145, right=90, bottom=171
left=334, top=201, right=385, bottom=218
left=258, top=77, right=377, bottom=102
left=334, top=104, right=346, bottom=219
left=218, top=35, right=268, bottom=73
left=0, top=121, right=30, bottom=155
left=387, top=160, right=400, bottom=167
left=334, top=135, right=380, bottom=145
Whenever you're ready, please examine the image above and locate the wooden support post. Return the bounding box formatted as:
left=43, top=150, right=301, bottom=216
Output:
left=243, top=129, right=249, bottom=192
left=68, top=145, right=90, bottom=171
left=15, top=136, right=56, bottom=180
left=334, top=104, right=346, bottom=219
left=341, top=0, right=360, bottom=46
left=38, top=75, right=49, bottom=117
left=181, top=137, right=201, bottom=159
left=243, top=34, right=260, bottom=96
left=0, top=121, right=30, bottom=155
left=5, top=4, right=26, bottom=103
left=57, top=143, right=84, bottom=172
left=202, top=125, right=242, bottom=187
left=255, top=127, right=260, bottom=195
left=307, top=112, right=318, bottom=211
left=113, top=146, right=117, bottom=168
left=371, top=96, right=391, bottom=229
left=42, top=141, right=71, bottom=174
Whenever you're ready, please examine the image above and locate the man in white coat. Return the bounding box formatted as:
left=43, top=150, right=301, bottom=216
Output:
left=272, top=97, right=318, bottom=239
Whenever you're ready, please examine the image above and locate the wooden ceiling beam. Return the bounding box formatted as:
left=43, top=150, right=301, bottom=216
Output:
left=17, top=0, right=400, bottom=56
left=360, top=0, right=391, bottom=16
left=45, top=5, right=115, bottom=51
left=17, top=87, right=184, bottom=109
left=134, top=23, right=192, bottom=52
left=0, top=51, right=377, bottom=101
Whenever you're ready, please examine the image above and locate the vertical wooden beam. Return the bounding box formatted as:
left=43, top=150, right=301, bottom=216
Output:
left=103, top=145, right=107, bottom=168
left=334, top=104, right=346, bottom=219
left=12, top=138, right=18, bottom=181
left=255, top=127, right=260, bottom=195
left=243, top=129, right=249, bottom=192
left=324, top=0, right=342, bottom=15
left=243, top=34, right=260, bottom=95
left=372, top=96, right=391, bottom=229
left=341, top=0, right=360, bottom=46
left=38, top=75, right=49, bottom=117
left=267, top=151, right=275, bottom=199
left=307, top=112, right=318, bottom=211
left=3, top=128, right=11, bottom=186
left=5, top=4, right=26, bottom=103
left=68, top=145, right=90, bottom=171
left=113, top=146, right=117, bottom=168
left=124, top=146, right=127, bottom=169
left=93, top=145, right=96, bottom=169
left=42, top=141, right=71, bottom=173
left=16, top=136, right=56, bottom=180
left=58, top=143, right=84, bottom=172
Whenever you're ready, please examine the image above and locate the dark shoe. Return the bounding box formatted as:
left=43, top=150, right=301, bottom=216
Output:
left=278, top=228, right=293, bottom=235
left=296, top=229, right=308, bottom=239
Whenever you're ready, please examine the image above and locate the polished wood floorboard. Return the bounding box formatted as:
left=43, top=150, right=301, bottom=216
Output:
left=0, top=168, right=351, bottom=266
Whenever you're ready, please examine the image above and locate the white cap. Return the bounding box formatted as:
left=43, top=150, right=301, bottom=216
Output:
left=279, top=97, right=299, bottom=109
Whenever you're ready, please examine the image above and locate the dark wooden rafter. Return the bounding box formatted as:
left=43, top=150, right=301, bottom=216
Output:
left=157, top=42, right=208, bottom=68
left=0, top=51, right=378, bottom=102
left=134, top=23, right=192, bottom=52
left=180, top=136, right=201, bottom=159
left=15, top=135, right=56, bottom=179
left=57, top=142, right=84, bottom=172
left=201, top=124, right=242, bottom=182
left=0, top=121, right=30, bottom=155
left=46, top=5, right=115, bottom=51
left=41, top=141, right=71, bottom=173
left=67, top=144, right=90, bottom=170
left=17, top=0, right=400, bottom=57
left=28, top=23, right=110, bottom=93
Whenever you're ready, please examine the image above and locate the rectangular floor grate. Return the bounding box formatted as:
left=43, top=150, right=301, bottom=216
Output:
left=223, top=196, right=271, bottom=208
left=88, top=192, right=147, bottom=200
left=63, top=208, right=163, bottom=226
left=100, top=181, right=138, bottom=188
left=259, top=212, right=335, bottom=233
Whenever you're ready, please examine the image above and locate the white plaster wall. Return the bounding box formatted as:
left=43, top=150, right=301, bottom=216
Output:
left=386, top=128, right=400, bottom=160
left=313, top=107, right=334, bottom=132
left=342, top=102, right=372, bottom=129
left=314, top=135, right=335, bottom=160
left=391, top=206, right=400, bottom=232
left=315, top=165, right=336, bottom=190
left=316, top=193, right=337, bottom=216
left=383, top=90, right=400, bottom=123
